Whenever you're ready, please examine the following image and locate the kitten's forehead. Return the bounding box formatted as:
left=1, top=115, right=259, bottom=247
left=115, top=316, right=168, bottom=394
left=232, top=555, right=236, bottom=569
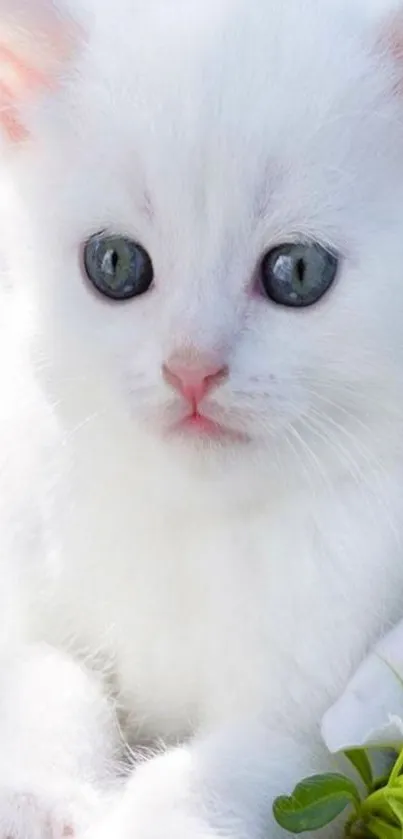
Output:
left=37, top=0, right=402, bottom=261
left=71, top=0, right=396, bottom=169
left=82, top=0, right=384, bottom=107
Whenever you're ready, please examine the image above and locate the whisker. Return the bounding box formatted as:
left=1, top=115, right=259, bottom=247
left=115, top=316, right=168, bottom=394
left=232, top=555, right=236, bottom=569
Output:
left=286, top=422, right=332, bottom=492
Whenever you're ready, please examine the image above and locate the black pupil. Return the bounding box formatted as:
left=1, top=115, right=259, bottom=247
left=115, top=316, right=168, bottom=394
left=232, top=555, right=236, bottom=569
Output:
left=111, top=249, right=119, bottom=272
left=296, top=258, right=305, bottom=285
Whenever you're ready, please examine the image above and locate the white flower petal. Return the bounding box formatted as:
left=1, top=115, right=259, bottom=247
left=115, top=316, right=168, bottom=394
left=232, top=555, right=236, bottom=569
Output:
left=377, top=620, right=403, bottom=676
left=322, top=650, right=403, bottom=753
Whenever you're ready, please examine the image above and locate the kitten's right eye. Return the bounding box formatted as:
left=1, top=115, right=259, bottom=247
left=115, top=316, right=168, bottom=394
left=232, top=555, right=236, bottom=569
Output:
left=83, top=233, right=154, bottom=300
left=260, top=242, right=338, bottom=307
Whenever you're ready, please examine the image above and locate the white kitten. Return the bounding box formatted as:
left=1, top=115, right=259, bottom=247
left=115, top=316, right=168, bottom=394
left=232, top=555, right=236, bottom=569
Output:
left=0, top=0, right=403, bottom=837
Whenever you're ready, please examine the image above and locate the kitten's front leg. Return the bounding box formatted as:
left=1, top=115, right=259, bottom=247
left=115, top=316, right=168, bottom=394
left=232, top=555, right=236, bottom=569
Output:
left=86, top=722, right=330, bottom=839
left=0, top=643, right=122, bottom=838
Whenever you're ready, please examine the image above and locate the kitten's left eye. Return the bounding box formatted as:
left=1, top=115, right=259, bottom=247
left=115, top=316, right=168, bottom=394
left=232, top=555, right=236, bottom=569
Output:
left=83, top=233, right=154, bottom=300
left=260, top=242, right=338, bottom=307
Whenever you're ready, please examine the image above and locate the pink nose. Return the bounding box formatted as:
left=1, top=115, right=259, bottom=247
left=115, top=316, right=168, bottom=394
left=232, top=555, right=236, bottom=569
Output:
left=162, top=354, right=229, bottom=406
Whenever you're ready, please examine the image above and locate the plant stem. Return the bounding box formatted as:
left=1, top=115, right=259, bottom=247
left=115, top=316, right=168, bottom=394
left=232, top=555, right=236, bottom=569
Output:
left=388, top=748, right=403, bottom=787
left=361, top=788, right=389, bottom=816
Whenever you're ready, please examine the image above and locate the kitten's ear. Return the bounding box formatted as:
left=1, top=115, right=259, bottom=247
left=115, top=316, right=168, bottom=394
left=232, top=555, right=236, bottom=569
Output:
left=376, top=5, right=403, bottom=85
left=0, top=0, right=78, bottom=141
left=378, top=9, right=403, bottom=60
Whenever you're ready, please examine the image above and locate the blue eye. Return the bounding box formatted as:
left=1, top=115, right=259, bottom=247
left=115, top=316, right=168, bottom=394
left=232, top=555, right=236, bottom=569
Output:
left=84, top=233, right=154, bottom=300
left=261, top=243, right=338, bottom=307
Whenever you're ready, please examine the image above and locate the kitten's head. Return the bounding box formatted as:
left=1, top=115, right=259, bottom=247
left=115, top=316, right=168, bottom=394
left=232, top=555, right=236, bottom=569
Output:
left=2, top=0, right=403, bottom=482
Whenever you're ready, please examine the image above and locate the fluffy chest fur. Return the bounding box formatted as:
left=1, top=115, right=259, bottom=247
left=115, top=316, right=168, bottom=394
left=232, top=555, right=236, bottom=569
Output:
left=33, top=421, right=403, bottom=744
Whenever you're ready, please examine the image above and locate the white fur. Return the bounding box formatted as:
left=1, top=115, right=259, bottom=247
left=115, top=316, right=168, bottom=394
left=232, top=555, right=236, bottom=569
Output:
left=1, top=0, right=403, bottom=836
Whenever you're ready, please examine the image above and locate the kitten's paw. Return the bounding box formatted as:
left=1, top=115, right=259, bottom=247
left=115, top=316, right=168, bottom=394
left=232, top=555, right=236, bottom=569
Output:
left=86, top=753, right=216, bottom=839
left=0, top=781, right=100, bottom=839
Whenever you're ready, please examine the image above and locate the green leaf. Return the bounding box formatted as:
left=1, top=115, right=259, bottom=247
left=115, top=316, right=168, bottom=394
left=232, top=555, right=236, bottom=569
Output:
left=392, top=776, right=403, bottom=791
left=372, top=774, right=395, bottom=793
left=273, top=773, right=360, bottom=834
left=386, top=787, right=403, bottom=801
left=345, top=750, right=373, bottom=791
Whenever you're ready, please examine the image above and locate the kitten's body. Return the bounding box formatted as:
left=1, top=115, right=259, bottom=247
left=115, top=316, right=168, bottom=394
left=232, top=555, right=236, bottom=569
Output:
left=1, top=0, right=403, bottom=837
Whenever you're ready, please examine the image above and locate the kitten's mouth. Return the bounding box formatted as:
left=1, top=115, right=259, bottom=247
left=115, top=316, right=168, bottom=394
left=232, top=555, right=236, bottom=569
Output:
left=171, top=411, right=248, bottom=443
left=178, top=412, right=223, bottom=435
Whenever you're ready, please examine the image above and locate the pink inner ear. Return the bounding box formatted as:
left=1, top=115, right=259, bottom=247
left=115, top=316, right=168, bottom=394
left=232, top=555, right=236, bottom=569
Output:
left=0, top=9, right=78, bottom=142
left=0, top=42, right=52, bottom=140
left=377, top=12, right=403, bottom=94
left=382, top=25, right=403, bottom=64
left=0, top=97, right=29, bottom=142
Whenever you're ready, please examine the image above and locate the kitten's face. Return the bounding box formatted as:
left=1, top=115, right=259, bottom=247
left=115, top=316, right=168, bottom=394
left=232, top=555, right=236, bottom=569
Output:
left=5, top=0, right=403, bottom=467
